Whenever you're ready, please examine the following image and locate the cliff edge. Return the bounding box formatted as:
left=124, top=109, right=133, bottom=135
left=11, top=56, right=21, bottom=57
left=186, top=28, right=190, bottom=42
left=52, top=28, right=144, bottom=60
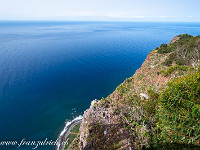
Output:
left=68, top=34, right=200, bottom=150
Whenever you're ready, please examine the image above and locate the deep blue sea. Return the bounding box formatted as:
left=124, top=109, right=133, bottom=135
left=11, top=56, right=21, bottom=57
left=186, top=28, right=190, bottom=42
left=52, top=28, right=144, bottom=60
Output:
left=0, top=21, right=200, bottom=150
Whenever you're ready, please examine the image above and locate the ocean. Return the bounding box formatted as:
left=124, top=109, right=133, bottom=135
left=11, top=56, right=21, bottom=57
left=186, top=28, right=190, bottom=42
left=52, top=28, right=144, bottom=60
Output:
left=0, top=21, right=200, bottom=150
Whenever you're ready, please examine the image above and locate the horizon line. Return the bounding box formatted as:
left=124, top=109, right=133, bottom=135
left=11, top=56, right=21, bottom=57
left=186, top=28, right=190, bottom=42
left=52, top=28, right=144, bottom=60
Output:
left=0, top=20, right=200, bottom=23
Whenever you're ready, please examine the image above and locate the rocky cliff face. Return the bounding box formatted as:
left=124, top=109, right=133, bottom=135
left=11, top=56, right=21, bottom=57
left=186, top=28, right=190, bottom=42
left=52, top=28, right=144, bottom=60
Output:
left=76, top=34, right=200, bottom=150
left=78, top=51, right=170, bottom=150
left=168, top=36, right=180, bottom=45
left=79, top=100, right=133, bottom=149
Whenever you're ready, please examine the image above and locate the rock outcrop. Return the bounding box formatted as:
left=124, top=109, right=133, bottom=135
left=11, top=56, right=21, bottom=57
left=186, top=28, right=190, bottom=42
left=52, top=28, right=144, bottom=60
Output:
left=79, top=100, right=133, bottom=149
left=168, top=36, right=180, bottom=45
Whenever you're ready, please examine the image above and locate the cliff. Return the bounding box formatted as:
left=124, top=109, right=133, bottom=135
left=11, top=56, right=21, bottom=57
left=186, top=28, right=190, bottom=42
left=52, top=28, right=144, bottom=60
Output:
left=68, top=34, right=200, bottom=150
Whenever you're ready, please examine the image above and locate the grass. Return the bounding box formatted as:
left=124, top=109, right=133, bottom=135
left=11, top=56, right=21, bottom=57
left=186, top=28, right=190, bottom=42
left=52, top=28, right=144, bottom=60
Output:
left=64, top=124, right=81, bottom=150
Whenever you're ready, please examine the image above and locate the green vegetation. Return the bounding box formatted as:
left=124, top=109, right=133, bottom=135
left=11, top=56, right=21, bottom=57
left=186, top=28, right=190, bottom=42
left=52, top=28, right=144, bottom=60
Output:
left=178, top=33, right=193, bottom=40
left=64, top=124, right=80, bottom=150
left=143, top=89, right=159, bottom=118
left=153, top=70, right=200, bottom=149
left=113, top=142, right=123, bottom=149
left=116, top=82, right=131, bottom=96
left=157, top=43, right=173, bottom=54
left=163, top=52, right=176, bottom=66
left=175, top=57, right=186, bottom=66
left=67, top=134, right=80, bottom=150
left=101, top=97, right=110, bottom=107
left=105, top=35, right=199, bottom=149
left=159, top=65, right=195, bottom=77
left=160, top=34, right=200, bottom=68
left=163, top=52, right=187, bottom=67
left=120, top=34, right=200, bottom=148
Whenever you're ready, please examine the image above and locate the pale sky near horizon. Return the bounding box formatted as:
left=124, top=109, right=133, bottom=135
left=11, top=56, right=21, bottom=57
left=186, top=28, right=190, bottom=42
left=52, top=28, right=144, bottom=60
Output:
left=0, top=0, right=199, bottom=22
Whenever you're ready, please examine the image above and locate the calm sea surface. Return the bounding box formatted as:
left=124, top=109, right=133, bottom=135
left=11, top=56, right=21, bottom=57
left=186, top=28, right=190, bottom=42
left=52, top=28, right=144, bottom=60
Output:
left=0, top=21, right=200, bottom=150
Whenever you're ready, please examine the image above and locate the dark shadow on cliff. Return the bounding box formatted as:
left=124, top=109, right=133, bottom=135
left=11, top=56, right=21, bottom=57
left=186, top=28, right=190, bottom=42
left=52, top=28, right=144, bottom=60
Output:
left=81, top=123, right=134, bottom=150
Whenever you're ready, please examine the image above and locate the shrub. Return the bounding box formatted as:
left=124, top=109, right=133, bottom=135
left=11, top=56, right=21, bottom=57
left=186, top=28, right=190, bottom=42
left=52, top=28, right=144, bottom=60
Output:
left=116, top=83, right=128, bottom=96
left=164, top=52, right=176, bottom=66
left=142, top=89, right=159, bottom=118
left=175, top=58, right=185, bottom=65
left=157, top=43, right=173, bottom=54
left=178, top=34, right=193, bottom=40
left=160, top=43, right=168, bottom=48
left=155, top=71, right=200, bottom=147
left=160, top=65, right=195, bottom=77
left=158, top=34, right=199, bottom=67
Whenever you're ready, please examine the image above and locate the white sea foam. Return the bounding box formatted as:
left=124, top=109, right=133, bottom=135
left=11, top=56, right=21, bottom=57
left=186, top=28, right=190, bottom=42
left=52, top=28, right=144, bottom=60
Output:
left=57, top=115, right=83, bottom=150
left=59, top=115, right=83, bottom=137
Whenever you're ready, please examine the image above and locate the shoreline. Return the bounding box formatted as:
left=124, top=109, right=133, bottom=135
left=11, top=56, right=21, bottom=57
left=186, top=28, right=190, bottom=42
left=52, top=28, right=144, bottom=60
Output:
left=57, top=116, right=83, bottom=150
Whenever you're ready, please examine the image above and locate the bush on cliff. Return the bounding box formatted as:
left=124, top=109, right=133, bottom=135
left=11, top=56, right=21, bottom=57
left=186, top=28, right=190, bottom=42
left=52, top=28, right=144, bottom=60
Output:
left=178, top=33, right=193, bottom=41
left=160, top=34, right=200, bottom=68
left=157, top=43, right=173, bottom=54
left=154, top=70, right=200, bottom=148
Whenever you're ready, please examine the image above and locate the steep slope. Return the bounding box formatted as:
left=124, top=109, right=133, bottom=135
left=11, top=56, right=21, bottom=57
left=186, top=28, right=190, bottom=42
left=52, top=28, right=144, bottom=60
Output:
left=69, top=34, right=200, bottom=150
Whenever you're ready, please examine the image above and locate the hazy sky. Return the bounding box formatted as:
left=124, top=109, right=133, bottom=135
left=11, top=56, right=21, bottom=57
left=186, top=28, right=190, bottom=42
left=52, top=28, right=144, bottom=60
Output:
left=0, top=0, right=199, bottom=21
